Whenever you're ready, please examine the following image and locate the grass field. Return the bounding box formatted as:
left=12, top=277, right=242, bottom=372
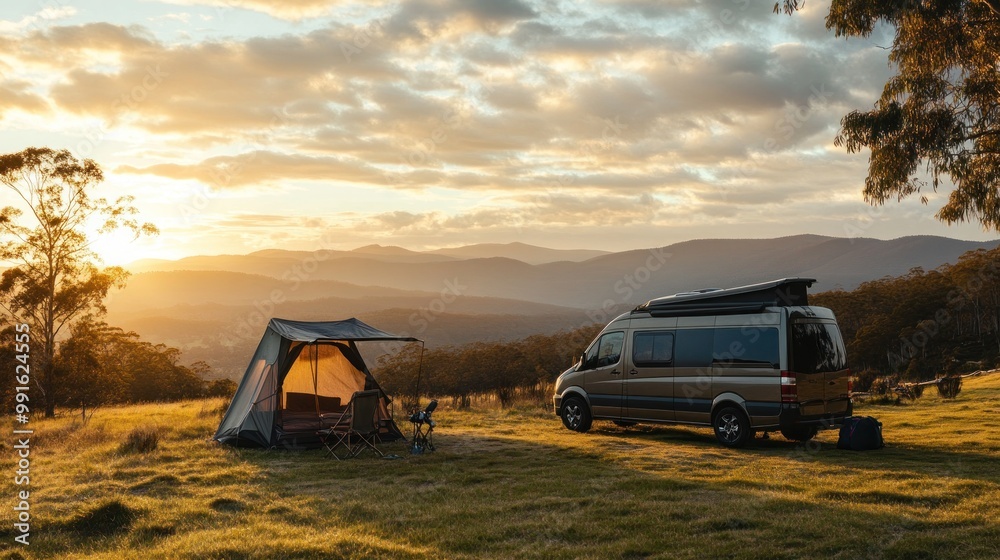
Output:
left=2, top=375, right=1000, bottom=559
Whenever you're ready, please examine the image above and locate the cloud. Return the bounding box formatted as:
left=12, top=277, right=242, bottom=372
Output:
left=0, top=0, right=905, bottom=248
left=116, top=151, right=391, bottom=189
left=160, top=0, right=362, bottom=20
left=385, top=0, right=538, bottom=39
left=0, top=5, right=77, bottom=34
left=0, top=79, right=49, bottom=115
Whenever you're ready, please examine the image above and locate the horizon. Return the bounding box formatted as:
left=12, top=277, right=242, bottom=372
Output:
left=115, top=232, right=1000, bottom=266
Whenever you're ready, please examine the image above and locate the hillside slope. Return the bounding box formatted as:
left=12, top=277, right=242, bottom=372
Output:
left=122, top=235, right=1000, bottom=309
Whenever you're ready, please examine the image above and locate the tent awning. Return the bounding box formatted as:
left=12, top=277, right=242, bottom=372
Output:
left=267, top=317, right=421, bottom=343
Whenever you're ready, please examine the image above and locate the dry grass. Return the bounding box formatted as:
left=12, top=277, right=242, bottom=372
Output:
left=119, top=427, right=160, bottom=455
left=2, top=379, right=1000, bottom=559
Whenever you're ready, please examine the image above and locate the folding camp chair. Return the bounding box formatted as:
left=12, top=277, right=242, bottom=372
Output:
left=317, top=389, right=384, bottom=460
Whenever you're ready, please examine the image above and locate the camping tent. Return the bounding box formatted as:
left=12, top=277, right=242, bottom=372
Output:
left=214, top=317, right=419, bottom=449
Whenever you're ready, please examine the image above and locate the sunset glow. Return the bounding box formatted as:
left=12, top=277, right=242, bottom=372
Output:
left=1, top=0, right=996, bottom=263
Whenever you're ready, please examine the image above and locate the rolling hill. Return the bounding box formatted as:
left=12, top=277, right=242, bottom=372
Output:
left=108, top=234, right=1000, bottom=377
left=123, top=234, right=1000, bottom=308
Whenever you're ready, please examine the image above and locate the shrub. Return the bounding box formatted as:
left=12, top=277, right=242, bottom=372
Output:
left=936, top=375, right=963, bottom=399
left=120, top=427, right=159, bottom=454
left=897, top=383, right=925, bottom=401
left=869, top=376, right=899, bottom=397
left=205, top=378, right=237, bottom=398
left=852, top=369, right=880, bottom=393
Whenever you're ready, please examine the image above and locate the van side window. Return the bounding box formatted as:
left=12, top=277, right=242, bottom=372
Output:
left=632, top=332, right=674, bottom=367
left=674, top=328, right=714, bottom=368
left=585, top=331, right=624, bottom=370
left=713, top=327, right=779, bottom=368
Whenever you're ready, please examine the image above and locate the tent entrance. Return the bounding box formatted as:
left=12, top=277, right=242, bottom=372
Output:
left=275, top=340, right=402, bottom=446
left=281, top=341, right=364, bottom=417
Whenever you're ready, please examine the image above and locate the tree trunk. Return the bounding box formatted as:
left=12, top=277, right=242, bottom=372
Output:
left=44, top=360, right=56, bottom=417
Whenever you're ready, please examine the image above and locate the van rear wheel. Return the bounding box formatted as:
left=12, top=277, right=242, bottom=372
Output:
left=781, top=425, right=818, bottom=442
left=561, top=397, right=592, bottom=433
left=714, top=406, right=751, bottom=448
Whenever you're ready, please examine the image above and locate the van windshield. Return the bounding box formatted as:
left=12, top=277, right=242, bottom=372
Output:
left=790, top=322, right=848, bottom=374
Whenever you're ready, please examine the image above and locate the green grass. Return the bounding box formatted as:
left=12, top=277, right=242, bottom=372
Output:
left=3, top=377, right=1000, bottom=559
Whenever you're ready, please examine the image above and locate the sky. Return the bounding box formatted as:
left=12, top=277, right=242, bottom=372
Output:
left=0, top=0, right=997, bottom=265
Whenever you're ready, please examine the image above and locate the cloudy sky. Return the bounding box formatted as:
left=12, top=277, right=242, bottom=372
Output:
left=0, top=0, right=996, bottom=264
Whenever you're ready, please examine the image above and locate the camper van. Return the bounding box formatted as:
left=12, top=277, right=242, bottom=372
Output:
left=552, top=278, right=852, bottom=447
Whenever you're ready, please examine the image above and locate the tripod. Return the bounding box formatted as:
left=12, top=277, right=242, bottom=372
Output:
left=409, top=399, right=437, bottom=454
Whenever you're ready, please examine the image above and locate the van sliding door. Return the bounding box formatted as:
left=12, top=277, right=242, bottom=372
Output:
left=673, top=328, right=715, bottom=424
left=625, top=331, right=675, bottom=422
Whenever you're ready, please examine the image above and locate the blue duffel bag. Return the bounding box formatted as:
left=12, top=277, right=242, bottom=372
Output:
left=837, top=416, right=884, bottom=451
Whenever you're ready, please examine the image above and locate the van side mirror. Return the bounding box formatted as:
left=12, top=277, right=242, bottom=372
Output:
left=579, top=352, right=587, bottom=370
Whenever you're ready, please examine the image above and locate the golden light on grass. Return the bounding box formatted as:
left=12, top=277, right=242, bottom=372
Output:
left=4, top=376, right=1000, bottom=558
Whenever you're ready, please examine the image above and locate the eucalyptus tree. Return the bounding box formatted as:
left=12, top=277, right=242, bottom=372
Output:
left=778, top=1, right=1000, bottom=227
left=0, top=147, right=157, bottom=416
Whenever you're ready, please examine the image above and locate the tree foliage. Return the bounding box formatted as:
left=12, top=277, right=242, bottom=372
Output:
left=813, top=245, right=1000, bottom=384
left=0, top=318, right=223, bottom=410
left=0, top=147, right=158, bottom=416
left=778, top=1, right=1000, bottom=228
left=375, top=324, right=602, bottom=410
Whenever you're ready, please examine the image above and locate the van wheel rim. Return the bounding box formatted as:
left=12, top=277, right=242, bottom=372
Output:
left=565, top=405, right=581, bottom=428
left=718, top=413, right=740, bottom=442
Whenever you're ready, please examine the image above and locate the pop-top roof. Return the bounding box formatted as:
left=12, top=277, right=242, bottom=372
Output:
left=634, top=278, right=816, bottom=317
left=267, top=317, right=421, bottom=342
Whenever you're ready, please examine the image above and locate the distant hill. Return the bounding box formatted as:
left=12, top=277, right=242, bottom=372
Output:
left=428, top=242, right=610, bottom=264
left=116, top=234, right=1000, bottom=310
left=110, top=234, right=1000, bottom=377
left=127, top=234, right=999, bottom=307
left=106, top=270, right=435, bottom=311
left=109, top=300, right=591, bottom=377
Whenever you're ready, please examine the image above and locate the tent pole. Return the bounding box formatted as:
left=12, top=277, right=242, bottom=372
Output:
left=311, top=343, right=320, bottom=416
left=413, top=341, right=426, bottom=411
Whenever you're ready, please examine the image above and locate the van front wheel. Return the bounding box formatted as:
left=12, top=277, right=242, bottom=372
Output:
left=561, top=397, right=592, bottom=433
left=714, top=406, right=751, bottom=448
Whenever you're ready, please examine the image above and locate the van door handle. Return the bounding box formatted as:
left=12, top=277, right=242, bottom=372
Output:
left=610, top=370, right=622, bottom=375
left=629, top=369, right=639, bottom=375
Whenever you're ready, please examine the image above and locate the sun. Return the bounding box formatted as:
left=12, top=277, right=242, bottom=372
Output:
left=89, top=230, right=156, bottom=267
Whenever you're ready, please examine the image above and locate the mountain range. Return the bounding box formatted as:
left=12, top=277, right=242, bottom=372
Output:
left=107, top=235, right=1000, bottom=377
